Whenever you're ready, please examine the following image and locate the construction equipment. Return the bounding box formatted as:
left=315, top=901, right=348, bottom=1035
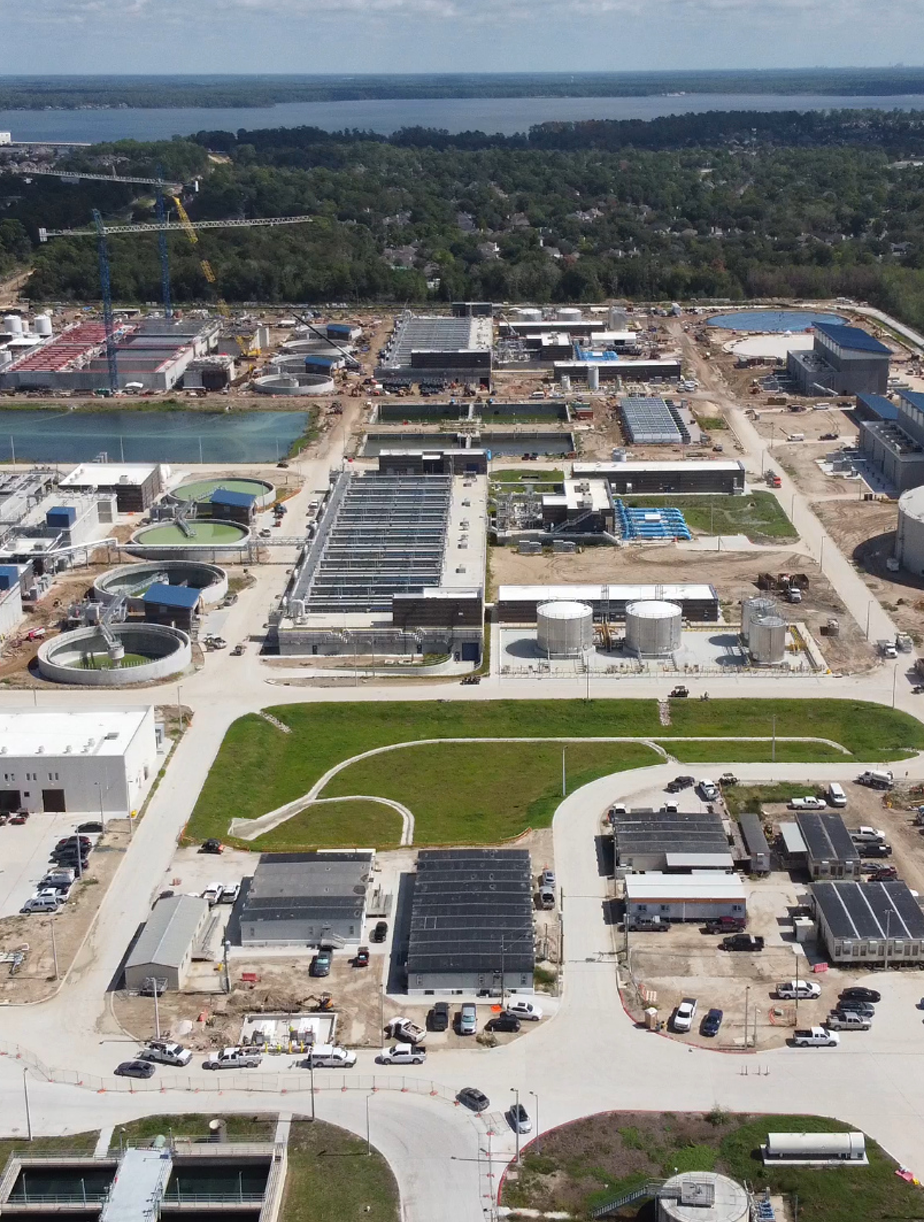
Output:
left=757, top=571, right=809, bottom=594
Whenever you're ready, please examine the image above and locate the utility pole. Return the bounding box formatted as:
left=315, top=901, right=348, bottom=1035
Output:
left=365, top=1094, right=372, bottom=1156
left=561, top=747, right=566, bottom=797
left=530, top=1090, right=540, bottom=1153
left=744, top=985, right=750, bottom=1049
left=223, top=939, right=231, bottom=994
left=152, top=978, right=162, bottom=1039
left=23, top=1068, right=32, bottom=1141
left=309, top=1057, right=316, bottom=1121
left=49, top=920, right=58, bottom=980
left=510, top=1088, right=521, bottom=1163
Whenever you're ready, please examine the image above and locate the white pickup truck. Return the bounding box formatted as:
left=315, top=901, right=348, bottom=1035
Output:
left=793, top=1027, right=839, bottom=1047
left=204, top=1046, right=262, bottom=1070
left=139, top=1041, right=192, bottom=1067
left=673, top=998, right=697, bottom=1032
left=386, top=1016, right=427, bottom=1045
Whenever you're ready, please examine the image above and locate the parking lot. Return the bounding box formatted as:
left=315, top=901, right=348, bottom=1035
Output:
left=0, top=811, right=107, bottom=920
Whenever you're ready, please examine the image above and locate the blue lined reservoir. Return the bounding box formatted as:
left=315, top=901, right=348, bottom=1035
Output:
left=708, top=310, right=847, bottom=332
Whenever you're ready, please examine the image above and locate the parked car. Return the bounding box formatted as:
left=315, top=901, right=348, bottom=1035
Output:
left=76, top=821, right=103, bottom=834
left=859, top=843, right=893, bottom=858
left=836, top=999, right=875, bottom=1017
left=300, top=1045, right=356, bottom=1069
left=21, top=895, right=61, bottom=913
left=55, top=836, right=91, bottom=850
left=539, top=869, right=556, bottom=890
left=704, top=917, right=745, bottom=934
left=698, top=779, right=718, bottom=801
left=310, top=950, right=332, bottom=978
left=370, top=920, right=388, bottom=943
left=457, top=1087, right=490, bottom=1112
left=485, top=1014, right=521, bottom=1034
left=202, top=882, right=224, bottom=906
left=508, top=1102, right=532, bottom=1134
left=386, top=1017, right=427, bottom=1045
left=538, top=885, right=556, bottom=910
left=504, top=999, right=543, bottom=1022
left=204, top=1047, right=263, bottom=1070
left=788, top=796, right=826, bottom=810
left=840, top=987, right=881, bottom=1004
left=792, top=1027, right=839, bottom=1047
left=199, top=839, right=224, bottom=854
left=721, top=934, right=764, bottom=952
left=627, top=915, right=670, bottom=932
left=826, top=1011, right=872, bottom=1031
left=458, top=1004, right=478, bottom=1036
left=777, top=980, right=821, bottom=1000
left=139, top=1041, right=192, bottom=1067
left=353, top=946, right=370, bottom=968
left=869, top=867, right=898, bottom=881
left=379, top=1043, right=426, bottom=1065
left=701, top=1008, right=724, bottom=1037
left=674, top=775, right=695, bottom=788
left=219, top=882, right=241, bottom=904
left=428, top=1002, right=450, bottom=1032
left=851, top=826, right=886, bottom=843
left=673, top=998, right=698, bottom=1032
left=115, top=1059, right=156, bottom=1078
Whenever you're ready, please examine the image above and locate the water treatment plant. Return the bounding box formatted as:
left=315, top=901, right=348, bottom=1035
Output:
left=170, top=476, right=275, bottom=508
left=37, top=622, right=191, bottom=685
left=93, top=559, right=228, bottom=608
left=128, top=519, right=252, bottom=561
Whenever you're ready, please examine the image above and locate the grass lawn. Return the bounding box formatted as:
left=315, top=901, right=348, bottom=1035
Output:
left=317, top=741, right=659, bottom=844
left=723, top=781, right=820, bottom=815
left=492, top=468, right=564, bottom=483
left=665, top=739, right=847, bottom=764
left=281, top=1118, right=399, bottom=1222
left=502, top=1110, right=922, bottom=1222
left=623, top=491, right=796, bottom=541
left=251, top=799, right=404, bottom=851
left=186, top=699, right=924, bottom=846
left=0, top=1131, right=99, bottom=1165
left=115, top=1114, right=277, bottom=1146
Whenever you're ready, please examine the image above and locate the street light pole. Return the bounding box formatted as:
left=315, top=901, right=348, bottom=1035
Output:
left=365, top=1094, right=372, bottom=1156
left=309, top=1058, right=316, bottom=1121
left=561, top=747, right=566, bottom=797
left=893, top=662, right=899, bottom=709
left=49, top=920, right=58, bottom=980
left=744, top=985, right=750, bottom=1049
left=23, top=1068, right=32, bottom=1141
left=529, top=1090, right=540, bottom=1154
left=510, top=1088, right=521, bottom=1163
left=153, top=979, right=161, bottom=1040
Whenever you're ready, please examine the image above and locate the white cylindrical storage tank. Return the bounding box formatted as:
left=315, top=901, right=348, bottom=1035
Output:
left=557, top=307, right=582, bottom=321
left=608, top=305, right=628, bottom=330
left=658, top=1173, right=749, bottom=1222
left=625, top=600, right=682, bottom=657
left=560, top=374, right=571, bottom=393
left=895, top=485, right=924, bottom=574
left=537, top=601, right=593, bottom=658
left=740, top=595, right=777, bottom=644
left=749, top=614, right=787, bottom=666
left=587, top=365, right=600, bottom=391
left=764, top=1131, right=866, bottom=1160
left=3, top=314, right=23, bottom=336
left=33, top=314, right=53, bottom=337
left=519, top=308, right=542, bottom=321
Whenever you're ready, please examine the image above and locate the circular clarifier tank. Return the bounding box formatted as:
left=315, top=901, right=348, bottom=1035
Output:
left=128, top=519, right=251, bottom=561
left=94, top=560, right=228, bottom=610
left=37, top=623, right=191, bottom=687
left=171, top=476, right=275, bottom=508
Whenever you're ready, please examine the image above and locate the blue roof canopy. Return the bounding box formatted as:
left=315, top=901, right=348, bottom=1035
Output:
left=856, top=393, right=899, bottom=421
left=209, top=489, right=257, bottom=509
left=143, top=582, right=200, bottom=610
left=814, top=322, right=891, bottom=355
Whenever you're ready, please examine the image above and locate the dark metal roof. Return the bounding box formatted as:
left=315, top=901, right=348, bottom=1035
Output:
left=812, top=881, right=924, bottom=940
left=814, top=322, right=891, bottom=355
left=209, top=488, right=256, bottom=509
left=407, top=849, right=534, bottom=976
left=901, top=390, right=924, bottom=413
left=241, top=851, right=373, bottom=928
left=613, top=809, right=729, bottom=860
left=142, top=582, right=200, bottom=610
left=739, top=812, right=770, bottom=858
left=796, top=812, right=859, bottom=863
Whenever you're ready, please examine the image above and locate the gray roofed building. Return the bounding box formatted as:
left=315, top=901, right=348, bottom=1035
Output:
left=406, top=848, right=534, bottom=995
left=124, top=894, right=209, bottom=991
left=796, top=812, right=861, bottom=879
left=613, top=808, right=731, bottom=873
left=739, top=812, right=771, bottom=874
left=239, top=851, right=373, bottom=947
left=811, top=881, right=924, bottom=964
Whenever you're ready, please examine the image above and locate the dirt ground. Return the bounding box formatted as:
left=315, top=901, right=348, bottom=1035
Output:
left=490, top=541, right=874, bottom=673
left=0, top=819, right=133, bottom=1003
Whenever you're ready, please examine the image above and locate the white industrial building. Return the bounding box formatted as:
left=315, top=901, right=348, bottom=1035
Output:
left=0, top=707, right=157, bottom=814
left=124, top=894, right=210, bottom=991
left=624, top=873, right=746, bottom=923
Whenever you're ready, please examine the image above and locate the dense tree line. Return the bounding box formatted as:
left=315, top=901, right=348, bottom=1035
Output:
left=5, top=69, right=924, bottom=110
left=11, top=111, right=924, bottom=331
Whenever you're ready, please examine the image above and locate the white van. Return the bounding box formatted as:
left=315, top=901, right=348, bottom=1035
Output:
left=301, top=1044, right=357, bottom=1069
left=21, top=895, right=61, bottom=913
left=826, top=783, right=847, bottom=808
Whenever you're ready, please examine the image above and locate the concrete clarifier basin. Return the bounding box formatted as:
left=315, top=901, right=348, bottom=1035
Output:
left=253, top=373, right=335, bottom=396
left=128, top=519, right=252, bottom=563
left=37, top=623, right=191, bottom=686
left=93, top=560, right=228, bottom=610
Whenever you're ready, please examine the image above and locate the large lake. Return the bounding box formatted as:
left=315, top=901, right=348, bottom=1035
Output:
left=0, top=408, right=308, bottom=464
left=3, top=94, right=924, bottom=141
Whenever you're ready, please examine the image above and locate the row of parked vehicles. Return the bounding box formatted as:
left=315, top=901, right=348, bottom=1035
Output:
left=794, top=987, right=882, bottom=1046
left=21, top=824, right=103, bottom=913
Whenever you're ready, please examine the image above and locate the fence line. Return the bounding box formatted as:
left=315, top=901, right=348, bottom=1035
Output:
left=0, top=1043, right=456, bottom=1100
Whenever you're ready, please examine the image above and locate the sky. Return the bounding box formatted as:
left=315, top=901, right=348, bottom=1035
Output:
left=2, top=0, right=924, bottom=76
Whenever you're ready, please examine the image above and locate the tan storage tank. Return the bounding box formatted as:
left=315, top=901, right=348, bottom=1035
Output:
left=625, top=600, right=682, bottom=657
left=537, top=601, right=594, bottom=658
left=657, top=1174, right=749, bottom=1222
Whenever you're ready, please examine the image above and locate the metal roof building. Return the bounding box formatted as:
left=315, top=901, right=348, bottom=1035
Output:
left=239, top=851, right=373, bottom=947
left=739, top=812, right=771, bottom=874
left=613, top=808, right=731, bottom=873
left=124, top=894, right=209, bottom=991
left=811, top=880, right=924, bottom=964
left=624, top=873, right=746, bottom=923
left=796, top=812, right=861, bottom=880
left=620, top=396, right=684, bottom=445
left=406, top=848, right=535, bottom=995
left=496, top=583, right=719, bottom=623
